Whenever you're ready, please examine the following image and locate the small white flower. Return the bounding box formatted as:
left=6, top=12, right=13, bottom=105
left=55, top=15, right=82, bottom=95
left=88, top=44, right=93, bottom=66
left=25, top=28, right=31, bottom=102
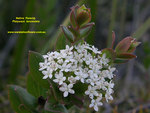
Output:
left=86, top=77, right=99, bottom=86
left=100, top=54, right=109, bottom=65
left=85, top=85, right=98, bottom=99
left=105, top=92, right=113, bottom=102
left=74, top=51, right=83, bottom=63
left=64, top=55, right=74, bottom=63
left=91, top=45, right=101, bottom=54
left=50, top=61, right=58, bottom=71
left=57, top=59, right=63, bottom=64
left=59, top=83, right=75, bottom=97
left=39, top=60, right=49, bottom=71
left=53, top=71, right=66, bottom=85
left=42, top=68, right=53, bottom=79
left=60, top=63, right=71, bottom=72
left=65, top=45, right=73, bottom=55
left=60, top=50, right=67, bottom=58
left=89, top=96, right=103, bottom=111
left=50, top=51, right=60, bottom=59
left=75, top=69, right=88, bottom=83
left=68, top=76, right=76, bottom=84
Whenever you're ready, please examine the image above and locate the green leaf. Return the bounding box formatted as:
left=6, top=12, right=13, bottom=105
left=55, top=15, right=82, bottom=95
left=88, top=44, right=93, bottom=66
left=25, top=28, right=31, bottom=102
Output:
left=55, top=34, right=67, bottom=50
left=61, top=26, right=75, bottom=43
left=68, top=26, right=80, bottom=38
left=27, top=72, right=47, bottom=98
left=48, top=80, right=63, bottom=104
left=8, top=85, right=38, bottom=113
left=44, top=103, right=68, bottom=113
left=28, top=51, right=49, bottom=89
left=79, top=22, right=94, bottom=39
left=114, top=58, right=128, bottom=64
left=116, top=53, right=136, bottom=59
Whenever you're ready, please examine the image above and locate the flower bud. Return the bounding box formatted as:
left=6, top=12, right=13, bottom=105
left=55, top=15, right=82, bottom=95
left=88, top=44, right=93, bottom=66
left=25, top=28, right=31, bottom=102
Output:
left=76, top=5, right=91, bottom=27
left=115, top=37, right=140, bottom=54
left=70, top=5, right=91, bottom=29
left=114, top=37, right=140, bottom=63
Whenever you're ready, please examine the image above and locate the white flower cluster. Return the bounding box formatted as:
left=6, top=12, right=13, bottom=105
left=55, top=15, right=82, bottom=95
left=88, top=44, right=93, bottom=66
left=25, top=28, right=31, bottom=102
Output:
left=39, top=42, right=116, bottom=111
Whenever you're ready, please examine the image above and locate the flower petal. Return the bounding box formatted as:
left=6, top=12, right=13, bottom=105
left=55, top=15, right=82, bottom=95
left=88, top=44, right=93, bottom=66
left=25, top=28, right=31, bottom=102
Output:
left=64, top=91, right=68, bottom=97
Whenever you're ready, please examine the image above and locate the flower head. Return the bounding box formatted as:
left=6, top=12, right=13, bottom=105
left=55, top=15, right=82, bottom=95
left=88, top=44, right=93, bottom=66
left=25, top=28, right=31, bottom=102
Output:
left=39, top=42, right=116, bottom=111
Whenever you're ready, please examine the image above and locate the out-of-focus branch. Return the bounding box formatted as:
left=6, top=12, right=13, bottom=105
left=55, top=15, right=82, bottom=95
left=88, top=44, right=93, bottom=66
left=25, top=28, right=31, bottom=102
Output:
left=132, top=17, right=150, bottom=40
left=0, top=35, right=17, bottom=69
left=107, top=0, right=118, bottom=48
left=125, top=103, right=150, bottom=113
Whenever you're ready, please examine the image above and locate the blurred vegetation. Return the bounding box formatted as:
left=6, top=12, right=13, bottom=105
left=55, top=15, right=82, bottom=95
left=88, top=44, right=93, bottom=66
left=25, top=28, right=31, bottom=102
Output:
left=0, top=0, right=150, bottom=112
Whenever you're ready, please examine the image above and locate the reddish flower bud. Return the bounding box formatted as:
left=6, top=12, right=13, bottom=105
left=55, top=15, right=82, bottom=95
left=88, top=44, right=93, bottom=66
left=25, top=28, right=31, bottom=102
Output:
left=115, top=37, right=133, bottom=53
left=76, top=5, right=91, bottom=27
left=127, top=39, right=141, bottom=53
left=70, top=5, right=79, bottom=29
left=115, top=37, right=140, bottom=54
left=70, top=5, right=91, bottom=29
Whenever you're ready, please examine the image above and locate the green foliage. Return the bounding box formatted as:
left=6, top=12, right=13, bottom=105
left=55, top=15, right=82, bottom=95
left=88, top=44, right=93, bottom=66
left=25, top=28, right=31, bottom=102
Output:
left=27, top=73, right=47, bottom=98
left=79, top=23, right=95, bottom=39
left=61, top=26, right=75, bottom=43
left=28, top=51, right=49, bottom=89
left=44, top=103, right=68, bottom=113
left=116, top=53, right=136, bottom=59
left=8, top=85, right=38, bottom=113
left=113, top=58, right=128, bottom=64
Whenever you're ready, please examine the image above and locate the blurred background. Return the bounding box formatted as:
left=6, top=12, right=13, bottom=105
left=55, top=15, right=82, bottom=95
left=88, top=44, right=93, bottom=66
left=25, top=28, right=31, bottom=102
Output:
left=0, top=0, right=150, bottom=112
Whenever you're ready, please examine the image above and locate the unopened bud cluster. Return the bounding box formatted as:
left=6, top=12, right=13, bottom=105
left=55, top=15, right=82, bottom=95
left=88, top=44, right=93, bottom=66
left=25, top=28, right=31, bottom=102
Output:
left=39, top=42, right=116, bottom=111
